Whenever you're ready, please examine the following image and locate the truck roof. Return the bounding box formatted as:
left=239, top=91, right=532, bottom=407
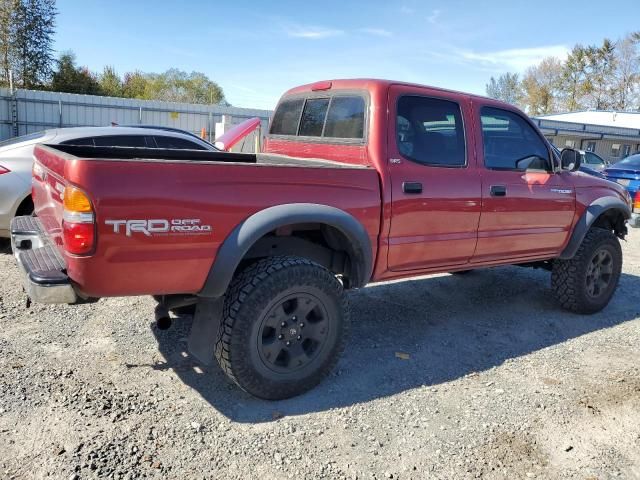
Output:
left=281, top=78, right=494, bottom=103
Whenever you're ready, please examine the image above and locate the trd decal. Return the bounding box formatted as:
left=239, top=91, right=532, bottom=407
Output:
left=105, top=219, right=212, bottom=237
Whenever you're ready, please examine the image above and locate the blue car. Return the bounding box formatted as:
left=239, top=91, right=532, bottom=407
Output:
left=579, top=164, right=607, bottom=179
left=604, top=153, right=640, bottom=228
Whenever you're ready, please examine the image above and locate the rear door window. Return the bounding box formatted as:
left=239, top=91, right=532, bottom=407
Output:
left=92, top=135, right=148, bottom=147
left=324, top=96, right=365, bottom=139
left=396, top=95, right=466, bottom=166
left=298, top=98, right=330, bottom=137
left=270, top=98, right=305, bottom=135
left=60, top=137, right=95, bottom=146
left=585, top=152, right=603, bottom=165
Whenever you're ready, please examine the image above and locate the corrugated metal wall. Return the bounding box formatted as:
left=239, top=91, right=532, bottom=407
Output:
left=535, top=117, right=640, bottom=164
left=0, top=88, right=272, bottom=143
left=548, top=135, right=640, bottom=162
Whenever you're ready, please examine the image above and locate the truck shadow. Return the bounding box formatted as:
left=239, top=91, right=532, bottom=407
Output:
left=151, top=266, right=640, bottom=423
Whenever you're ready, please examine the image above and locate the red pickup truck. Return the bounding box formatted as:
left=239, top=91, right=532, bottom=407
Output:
left=11, top=79, right=632, bottom=399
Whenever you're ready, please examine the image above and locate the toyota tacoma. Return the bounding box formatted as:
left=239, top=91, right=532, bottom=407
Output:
left=10, top=79, right=632, bottom=399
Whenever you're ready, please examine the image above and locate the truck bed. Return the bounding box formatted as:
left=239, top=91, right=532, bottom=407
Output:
left=48, top=144, right=371, bottom=169
left=31, top=144, right=381, bottom=298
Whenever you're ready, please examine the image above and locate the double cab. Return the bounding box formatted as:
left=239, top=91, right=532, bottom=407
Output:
left=11, top=79, right=632, bottom=399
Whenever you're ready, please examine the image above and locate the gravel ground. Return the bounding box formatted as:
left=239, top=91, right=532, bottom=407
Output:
left=0, top=231, right=639, bottom=480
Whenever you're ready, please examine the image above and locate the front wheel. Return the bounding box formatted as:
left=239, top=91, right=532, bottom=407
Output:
left=552, top=228, right=622, bottom=314
left=215, top=256, right=349, bottom=400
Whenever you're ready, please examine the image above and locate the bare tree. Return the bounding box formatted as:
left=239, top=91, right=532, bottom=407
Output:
left=485, top=72, right=523, bottom=107
left=612, top=32, right=640, bottom=110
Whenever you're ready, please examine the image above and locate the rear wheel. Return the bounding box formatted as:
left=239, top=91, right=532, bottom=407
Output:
left=215, top=256, right=349, bottom=400
left=552, top=228, right=622, bottom=314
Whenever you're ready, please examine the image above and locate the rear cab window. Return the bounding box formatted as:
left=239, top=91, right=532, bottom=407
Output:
left=269, top=92, right=366, bottom=142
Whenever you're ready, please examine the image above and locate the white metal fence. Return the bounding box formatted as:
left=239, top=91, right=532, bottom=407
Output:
left=0, top=88, right=272, bottom=146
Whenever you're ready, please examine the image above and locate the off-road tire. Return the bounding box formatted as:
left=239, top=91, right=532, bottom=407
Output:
left=552, top=228, right=622, bottom=314
left=215, top=256, right=349, bottom=400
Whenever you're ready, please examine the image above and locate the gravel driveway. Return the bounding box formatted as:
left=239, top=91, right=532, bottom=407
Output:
left=0, top=231, right=638, bottom=480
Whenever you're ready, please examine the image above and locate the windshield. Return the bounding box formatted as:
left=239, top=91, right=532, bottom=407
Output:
left=615, top=154, right=640, bottom=169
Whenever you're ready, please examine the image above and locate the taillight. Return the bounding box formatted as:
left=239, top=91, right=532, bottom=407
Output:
left=0, top=165, right=10, bottom=175
left=32, top=162, right=43, bottom=180
left=634, top=191, right=640, bottom=213
left=63, top=222, right=95, bottom=254
left=62, top=186, right=95, bottom=255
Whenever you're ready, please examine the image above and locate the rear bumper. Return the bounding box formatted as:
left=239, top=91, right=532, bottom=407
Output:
left=630, top=213, right=640, bottom=229
left=10, top=216, right=78, bottom=304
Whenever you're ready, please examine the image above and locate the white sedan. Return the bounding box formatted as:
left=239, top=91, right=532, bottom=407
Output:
left=0, top=126, right=216, bottom=237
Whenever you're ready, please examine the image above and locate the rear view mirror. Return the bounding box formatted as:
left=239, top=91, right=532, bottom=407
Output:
left=560, top=148, right=581, bottom=172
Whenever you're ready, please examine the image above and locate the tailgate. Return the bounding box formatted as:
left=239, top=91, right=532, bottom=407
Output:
left=32, top=144, right=71, bottom=252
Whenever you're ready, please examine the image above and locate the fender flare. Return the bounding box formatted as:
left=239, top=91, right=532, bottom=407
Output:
left=559, top=197, right=631, bottom=260
left=198, top=203, right=374, bottom=298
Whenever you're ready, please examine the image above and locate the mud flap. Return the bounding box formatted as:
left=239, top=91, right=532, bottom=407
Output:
left=187, top=297, right=224, bottom=366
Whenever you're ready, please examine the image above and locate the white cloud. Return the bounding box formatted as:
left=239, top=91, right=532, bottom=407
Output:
left=427, top=9, right=441, bottom=24
left=455, top=45, right=570, bottom=71
left=400, top=5, right=414, bottom=14
left=285, top=25, right=344, bottom=39
left=359, top=28, right=392, bottom=37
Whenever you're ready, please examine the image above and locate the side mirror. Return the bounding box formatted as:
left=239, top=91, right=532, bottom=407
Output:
left=560, top=148, right=581, bottom=172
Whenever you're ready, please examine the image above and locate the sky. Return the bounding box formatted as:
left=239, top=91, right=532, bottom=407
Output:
left=55, top=0, right=640, bottom=110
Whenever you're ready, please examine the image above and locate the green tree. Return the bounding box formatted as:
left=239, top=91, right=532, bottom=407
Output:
left=51, top=51, right=101, bottom=94
left=99, top=65, right=123, bottom=97
left=522, top=57, right=563, bottom=115
left=583, top=39, right=617, bottom=109
left=485, top=72, right=523, bottom=107
left=122, top=70, right=147, bottom=98
left=561, top=45, right=590, bottom=111
left=0, top=0, right=55, bottom=88
left=139, top=68, right=225, bottom=104
left=12, top=0, right=56, bottom=88
left=0, top=0, right=17, bottom=86
left=184, top=71, right=224, bottom=104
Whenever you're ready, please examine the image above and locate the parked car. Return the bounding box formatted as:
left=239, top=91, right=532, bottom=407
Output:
left=604, top=153, right=640, bottom=227
left=578, top=164, right=608, bottom=179
left=580, top=150, right=609, bottom=171
left=550, top=146, right=608, bottom=179
left=0, top=127, right=217, bottom=238
left=11, top=79, right=632, bottom=400
left=115, top=124, right=219, bottom=149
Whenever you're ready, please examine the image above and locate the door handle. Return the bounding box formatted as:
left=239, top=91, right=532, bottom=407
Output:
left=402, top=181, right=422, bottom=194
left=490, top=185, right=507, bottom=197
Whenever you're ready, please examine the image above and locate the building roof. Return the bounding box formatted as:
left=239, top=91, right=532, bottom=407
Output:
left=536, top=110, right=640, bottom=130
